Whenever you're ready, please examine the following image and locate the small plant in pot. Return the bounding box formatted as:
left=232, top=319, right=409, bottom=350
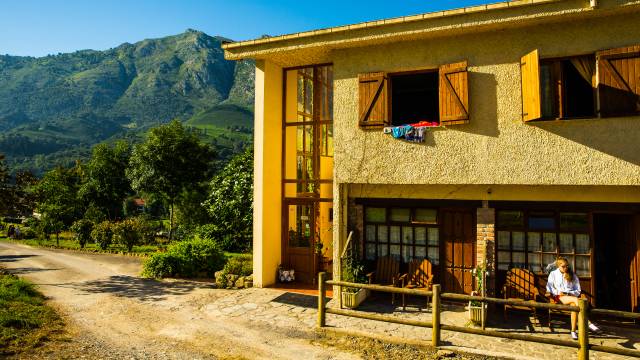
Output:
left=468, top=264, right=488, bottom=325
left=341, top=245, right=368, bottom=309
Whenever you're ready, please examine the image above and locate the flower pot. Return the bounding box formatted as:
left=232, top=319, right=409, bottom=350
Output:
left=468, top=303, right=487, bottom=324
left=341, top=288, right=369, bottom=309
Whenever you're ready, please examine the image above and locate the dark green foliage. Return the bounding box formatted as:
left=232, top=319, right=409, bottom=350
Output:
left=91, top=221, right=113, bottom=250
left=0, top=30, right=254, bottom=174
left=142, top=236, right=226, bottom=278
left=221, top=254, right=253, bottom=277
left=112, top=218, right=141, bottom=252
left=204, top=147, right=253, bottom=252
left=70, top=219, right=93, bottom=248
left=127, top=120, right=215, bottom=239
left=78, top=141, right=132, bottom=220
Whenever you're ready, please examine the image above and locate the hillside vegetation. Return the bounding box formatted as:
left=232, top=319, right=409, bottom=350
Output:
left=0, top=29, right=254, bottom=173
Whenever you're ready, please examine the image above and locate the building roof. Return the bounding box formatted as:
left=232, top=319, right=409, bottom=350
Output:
left=222, top=0, right=640, bottom=66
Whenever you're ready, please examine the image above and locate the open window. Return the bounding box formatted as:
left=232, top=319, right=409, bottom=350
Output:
left=521, top=45, right=640, bottom=122
left=358, top=61, right=469, bottom=128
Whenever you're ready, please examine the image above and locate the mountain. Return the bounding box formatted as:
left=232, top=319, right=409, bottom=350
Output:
left=0, top=29, right=254, bottom=174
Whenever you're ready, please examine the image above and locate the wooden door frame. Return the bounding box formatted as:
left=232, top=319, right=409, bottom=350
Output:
left=440, top=207, right=477, bottom=294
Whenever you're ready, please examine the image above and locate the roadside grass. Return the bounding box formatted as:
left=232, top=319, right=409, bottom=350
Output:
left=0, top=271, right=65, bottom=355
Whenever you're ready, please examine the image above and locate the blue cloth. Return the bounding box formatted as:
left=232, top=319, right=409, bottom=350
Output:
left=391, top=125, right=412, bottom=139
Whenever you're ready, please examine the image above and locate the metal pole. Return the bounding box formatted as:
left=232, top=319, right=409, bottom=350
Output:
left=481, top=270, right=486, bottom=330
left=339, top=257, right=343, bottom=309
left=432, top=284, right=441, bottom=347
left=318, top=272, right=326, bottom=328
left=578, top=298, right=589, bottom=360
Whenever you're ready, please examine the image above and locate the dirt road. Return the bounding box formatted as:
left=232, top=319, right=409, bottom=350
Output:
left=0, top=241, right=358, bottom=360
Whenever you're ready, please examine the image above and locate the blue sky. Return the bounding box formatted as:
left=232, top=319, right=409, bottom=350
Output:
left=1, top=0, right=493, bottom=57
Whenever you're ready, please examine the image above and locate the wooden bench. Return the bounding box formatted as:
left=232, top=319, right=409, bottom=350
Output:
left=399, top=258, right=434, bottom=311
left=502, top=268, right=542, bottom=325
left=366, top=256, right=401, bottom=305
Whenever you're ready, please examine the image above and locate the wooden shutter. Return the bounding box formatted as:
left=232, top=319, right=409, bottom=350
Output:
left=520, top=49, right=542, bottom=122
left=439, top=61, right=469, bottom=125
left=596, top=45, right=640, bottom=117
left=632, top=214, right=640, bottom=312
left=358, top=72, right=389, bottom=128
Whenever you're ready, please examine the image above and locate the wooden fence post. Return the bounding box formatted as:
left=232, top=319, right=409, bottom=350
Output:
left=578, top=298, right=589, bottom=360
left=432, top=284, right=441, bottom=347
left=318, top=272, right=326, bottom=328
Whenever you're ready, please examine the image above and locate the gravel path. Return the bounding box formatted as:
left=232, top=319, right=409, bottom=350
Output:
left=0, top=242, right=358, bottom=359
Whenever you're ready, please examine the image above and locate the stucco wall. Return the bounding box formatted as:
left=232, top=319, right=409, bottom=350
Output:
left=333, top=11, right=640, bottom=188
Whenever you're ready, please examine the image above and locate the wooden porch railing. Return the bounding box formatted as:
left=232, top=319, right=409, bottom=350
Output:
left=317, top=272, right=640, bottom=360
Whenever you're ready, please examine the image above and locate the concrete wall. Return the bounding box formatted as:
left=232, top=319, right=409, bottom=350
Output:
left=253, top=60, right=283, bottom=287
left=332, top=11, right=640, bottom=189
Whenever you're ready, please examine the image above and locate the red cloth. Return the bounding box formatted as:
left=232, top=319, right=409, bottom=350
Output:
left=552, top=295, right=561, bottom=303
left=408, top=121, right=439, bottom=127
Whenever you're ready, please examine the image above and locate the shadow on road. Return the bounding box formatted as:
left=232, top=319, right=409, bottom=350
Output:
left=8, top=267, right=62, bottom=275
left=0, top=254, right=39, bottom=262
left=72, top=275, right=214, bottom=302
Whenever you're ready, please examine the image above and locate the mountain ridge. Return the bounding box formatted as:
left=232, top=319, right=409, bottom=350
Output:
left=0, top=29, right=254, bottom=174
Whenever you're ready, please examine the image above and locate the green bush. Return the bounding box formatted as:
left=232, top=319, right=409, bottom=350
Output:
left=70, top=219, right=93, bottom=248
left=222, top=254, right=252, bottom=277
left=91, top=221, right=113, bottom=250
left=21, top=228, right=36, bottom=239
left=142, top=236, right=226, bottom=279
left=112, top=219, right=140, bottom=252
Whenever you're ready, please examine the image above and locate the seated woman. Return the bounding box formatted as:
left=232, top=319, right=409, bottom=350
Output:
left=546, top=256, right=599, bottom=340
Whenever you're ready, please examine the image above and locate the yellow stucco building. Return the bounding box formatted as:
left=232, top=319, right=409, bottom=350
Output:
left=224, top=0, right=640, bottom=311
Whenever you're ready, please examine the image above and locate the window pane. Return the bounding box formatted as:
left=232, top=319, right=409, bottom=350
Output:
left=402, top=245, right=413, bottom=263
left=529, top=213, right=556, bottom=230
left=497, top=210, right=524, bottom=228
left=390, top=245, right=401, bottom=259
left=559, top=233, right=573, bottom=253
left=540, top=63, right=556, bottom=118
left=390, top=226, right=401, bottom=244
left=513, top=252, right=526, bottom=268
left=498, top=251, right=510, bottom=270
left=560, top=213, right=588, bottom=230
left=428, top=247, right=439, bottom=265
left=378, top=244, right=388, bottom=257
left=390, top=208, right=410, bottom=222
left=415, top=227, right=427, bottom=245
left=415, top=246, right=426, bottom=259
left=415, top=209, right=437, bottom=223
left=366, top=243, right=376, bottom=260
left=543, top=233, right=556, bottom=252
left=542, top=254, right=556, bottom=269
left=576, top=256, right=590, bottom=276
left=366, top=225, right=376, bottom=242
left=378, top=226, right=388, bottom=243
left=513, top=232, right=525, bottom=251
left=366, top=208, right=386, bottom=222
left=402, top=226, right=413, bottom=244
left=428, top=228, right=439, bottom=245
left=498, top=231, right=510, bottom=250
left=528, top=253, right=541, bottom=273
left=576, top=234, right=590, bottom=254
left=528, top=232, right=541, bottom=251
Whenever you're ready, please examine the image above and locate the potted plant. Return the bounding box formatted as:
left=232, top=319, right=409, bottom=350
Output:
left=340, top=240, right=368, bottom=309
left=468, top=265, right=488, bottom=325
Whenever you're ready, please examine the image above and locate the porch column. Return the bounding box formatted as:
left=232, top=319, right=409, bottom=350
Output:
left=253, top=59, right=283, bottom=287
left=477, top=206, right=496, bottom=296
left=332, top=183, right=349, bottom=292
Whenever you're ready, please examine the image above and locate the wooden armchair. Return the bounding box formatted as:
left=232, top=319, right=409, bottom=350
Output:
left=366, top=256, right=401, bottom=305
left=545, top=290, right=588, bottom=331
left=399, top=258, right=434, bottom=311
left=502, top=268, right=542, bottom=324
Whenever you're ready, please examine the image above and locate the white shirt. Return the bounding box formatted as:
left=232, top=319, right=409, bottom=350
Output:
left=546, top=268, right=581, bottom=297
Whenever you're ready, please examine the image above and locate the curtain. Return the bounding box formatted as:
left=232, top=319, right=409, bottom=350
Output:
left=570, top=56, right=596, bottom=86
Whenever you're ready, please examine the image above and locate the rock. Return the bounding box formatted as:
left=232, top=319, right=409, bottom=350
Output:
left=246, top=274, right=253, bottom=282
left=245, top=280, right=253, bottom=288
left=436, top=349, right=455, bottom=358
left=235, top=276, right=245, bottom=288
left=214, top=271, right=225, bottom=286
left=226, top=274, right=239, bottom=288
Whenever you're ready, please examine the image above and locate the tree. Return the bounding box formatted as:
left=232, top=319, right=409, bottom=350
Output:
left=204, top=147, right=253, bottom=252
left=79, top=141, right=132, bottom=220
left=0, top=154, right=11, bottom=216
left=92, top=221, right=113, bottom=250
left=113, top=218, right=141, bottom=252
left=34, top=165, right=82, bottom=244
left=70, top=219, right=94, bottom=248
left=127, top=120, right=215, bottom=240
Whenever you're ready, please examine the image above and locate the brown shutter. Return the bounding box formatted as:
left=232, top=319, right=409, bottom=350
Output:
left=596, top=45, right=640, bottom=117
left=439, top=61, right=469, bottom=125
left=358, top=72, right=389, bottom=128
left=520, top=49, right=542, bottom=122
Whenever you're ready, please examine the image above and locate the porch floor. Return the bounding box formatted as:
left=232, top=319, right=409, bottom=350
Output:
left=203, top=287, right=639, bottom=359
